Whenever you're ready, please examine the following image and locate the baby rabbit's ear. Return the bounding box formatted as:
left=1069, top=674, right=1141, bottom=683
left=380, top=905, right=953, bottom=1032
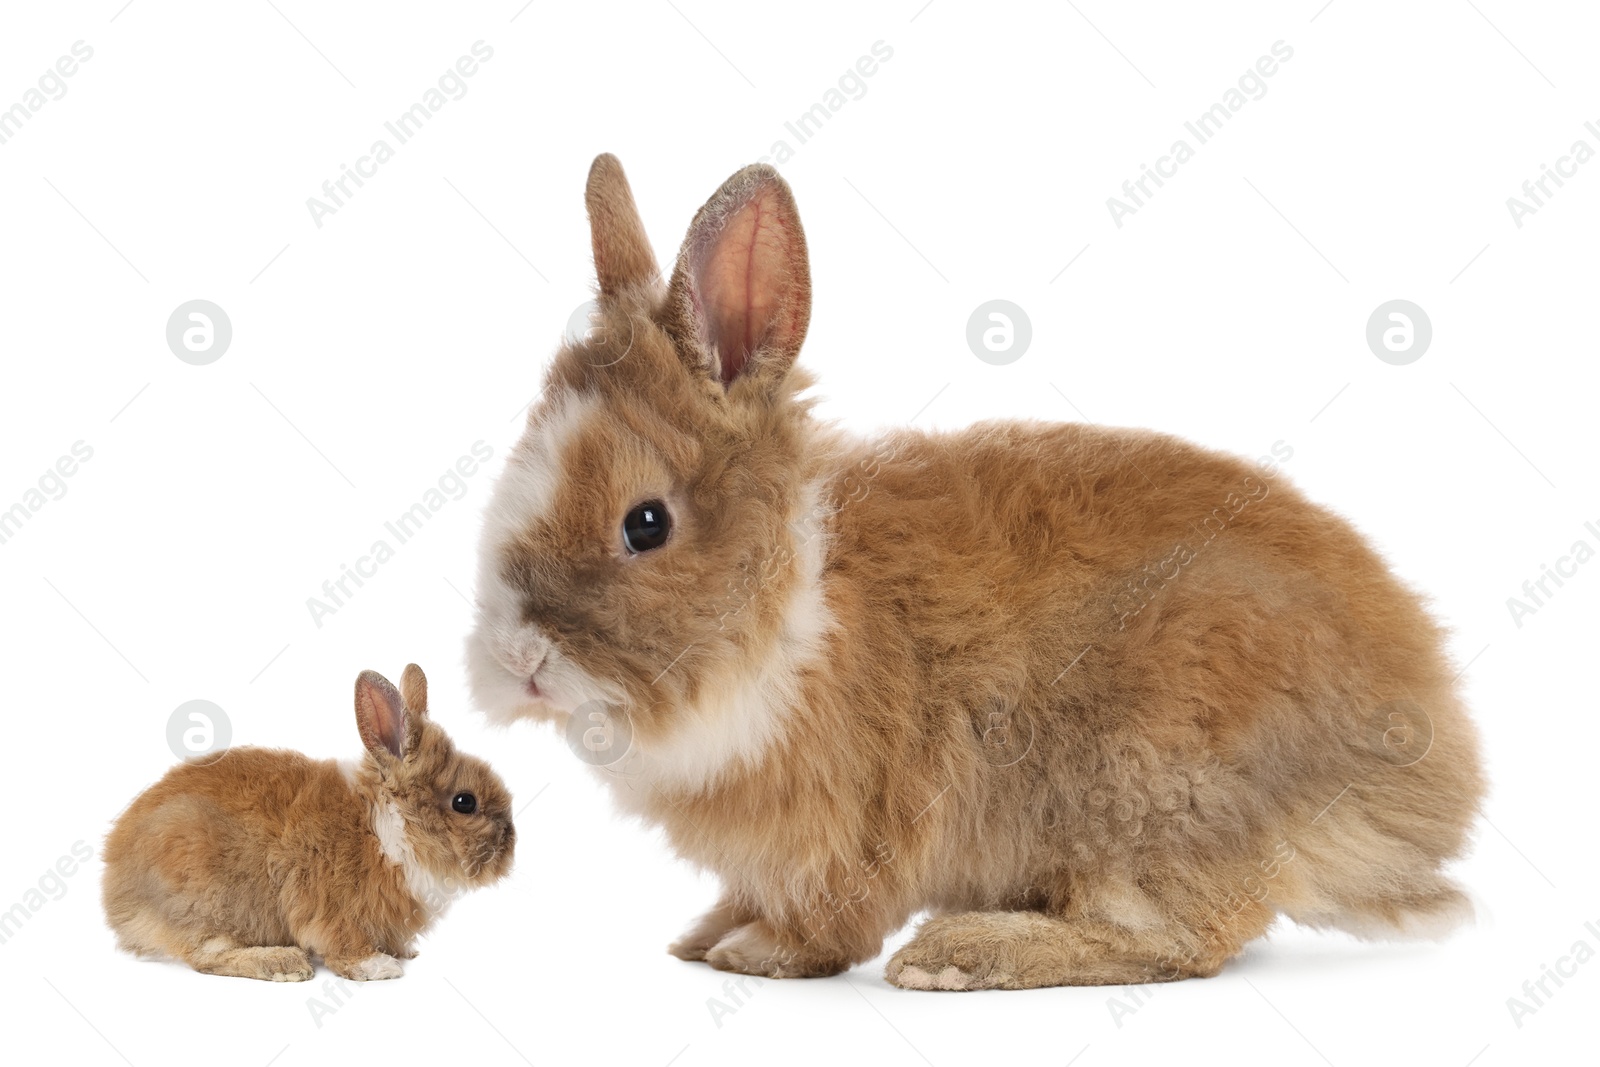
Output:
left=354, top=670, right=406, bottom=763
left=586, top=153, right=661, bottom=299
left=664, top=163, right=811, bottom=389
left=399, top=663, right=429, bottom=717
left=399, top=663, right=429, bottom=756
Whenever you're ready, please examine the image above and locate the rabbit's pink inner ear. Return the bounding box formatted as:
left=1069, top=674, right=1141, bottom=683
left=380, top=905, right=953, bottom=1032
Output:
left=586, top=153, right=660, bottom=298
left=683, top=171, right=810, bottom=386
left=354, top=671, right=406, bottom=762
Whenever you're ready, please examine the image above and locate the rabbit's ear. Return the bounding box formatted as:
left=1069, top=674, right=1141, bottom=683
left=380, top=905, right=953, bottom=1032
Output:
left=665, top=163, right=811, bottom=388
left=355, top=670, right=406, bottom=763
left=399, top=663, right=430, bottom=754
left=400, top=663, right=429, bottom=717
left=586, top=153, right=660, bottom=299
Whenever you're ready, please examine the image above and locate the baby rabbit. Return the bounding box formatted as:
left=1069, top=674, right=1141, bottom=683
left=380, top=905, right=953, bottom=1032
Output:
left=466, top=155, right=1484, bottom=989
left=103, top=665, right=514, bottom=981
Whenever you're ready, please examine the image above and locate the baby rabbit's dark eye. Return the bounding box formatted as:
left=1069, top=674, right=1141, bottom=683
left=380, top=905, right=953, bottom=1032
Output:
left=623, top=501, right=671, bottom=553
left=451, top=792, right=477, bottom=815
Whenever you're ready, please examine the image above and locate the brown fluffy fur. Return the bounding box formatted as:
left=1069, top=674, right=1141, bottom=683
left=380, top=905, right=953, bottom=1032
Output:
left=102, top=665, right=514, bottom=981
left=466, top=155, right=1485, bottom=989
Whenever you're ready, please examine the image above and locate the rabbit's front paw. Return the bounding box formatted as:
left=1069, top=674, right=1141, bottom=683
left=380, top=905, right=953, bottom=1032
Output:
left=704, top=922, right=847, bottom=979
left=668, top=901, right=746, bottom=962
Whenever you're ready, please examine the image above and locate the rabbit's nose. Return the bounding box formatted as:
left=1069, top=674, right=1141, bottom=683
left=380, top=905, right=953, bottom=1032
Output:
left=501, top=631, right=550, bottom=676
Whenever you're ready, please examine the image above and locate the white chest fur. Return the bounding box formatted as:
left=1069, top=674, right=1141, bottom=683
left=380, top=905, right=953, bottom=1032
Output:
left=368, top=797, right=457, bottom=922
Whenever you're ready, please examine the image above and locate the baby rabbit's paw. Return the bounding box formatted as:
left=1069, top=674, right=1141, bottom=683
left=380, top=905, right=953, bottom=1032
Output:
left=329, top=952, right=406, bottom=981
left=704, top=921, right=848, bottom=979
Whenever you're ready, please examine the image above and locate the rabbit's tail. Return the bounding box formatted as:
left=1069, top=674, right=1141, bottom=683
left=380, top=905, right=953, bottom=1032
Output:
left=1270, top=773, right=1480, bottom=942
left=1280, top=882, right=1476, bottom=942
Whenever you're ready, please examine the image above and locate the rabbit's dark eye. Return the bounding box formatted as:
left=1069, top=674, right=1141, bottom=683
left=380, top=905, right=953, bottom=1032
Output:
left=451, top=792, right=477, bottom=815
left=622, top=501, right=671, bottom=553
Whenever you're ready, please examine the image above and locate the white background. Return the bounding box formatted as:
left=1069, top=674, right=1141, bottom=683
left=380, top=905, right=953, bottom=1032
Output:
left=1, top=2, right=1596, bottom=1065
